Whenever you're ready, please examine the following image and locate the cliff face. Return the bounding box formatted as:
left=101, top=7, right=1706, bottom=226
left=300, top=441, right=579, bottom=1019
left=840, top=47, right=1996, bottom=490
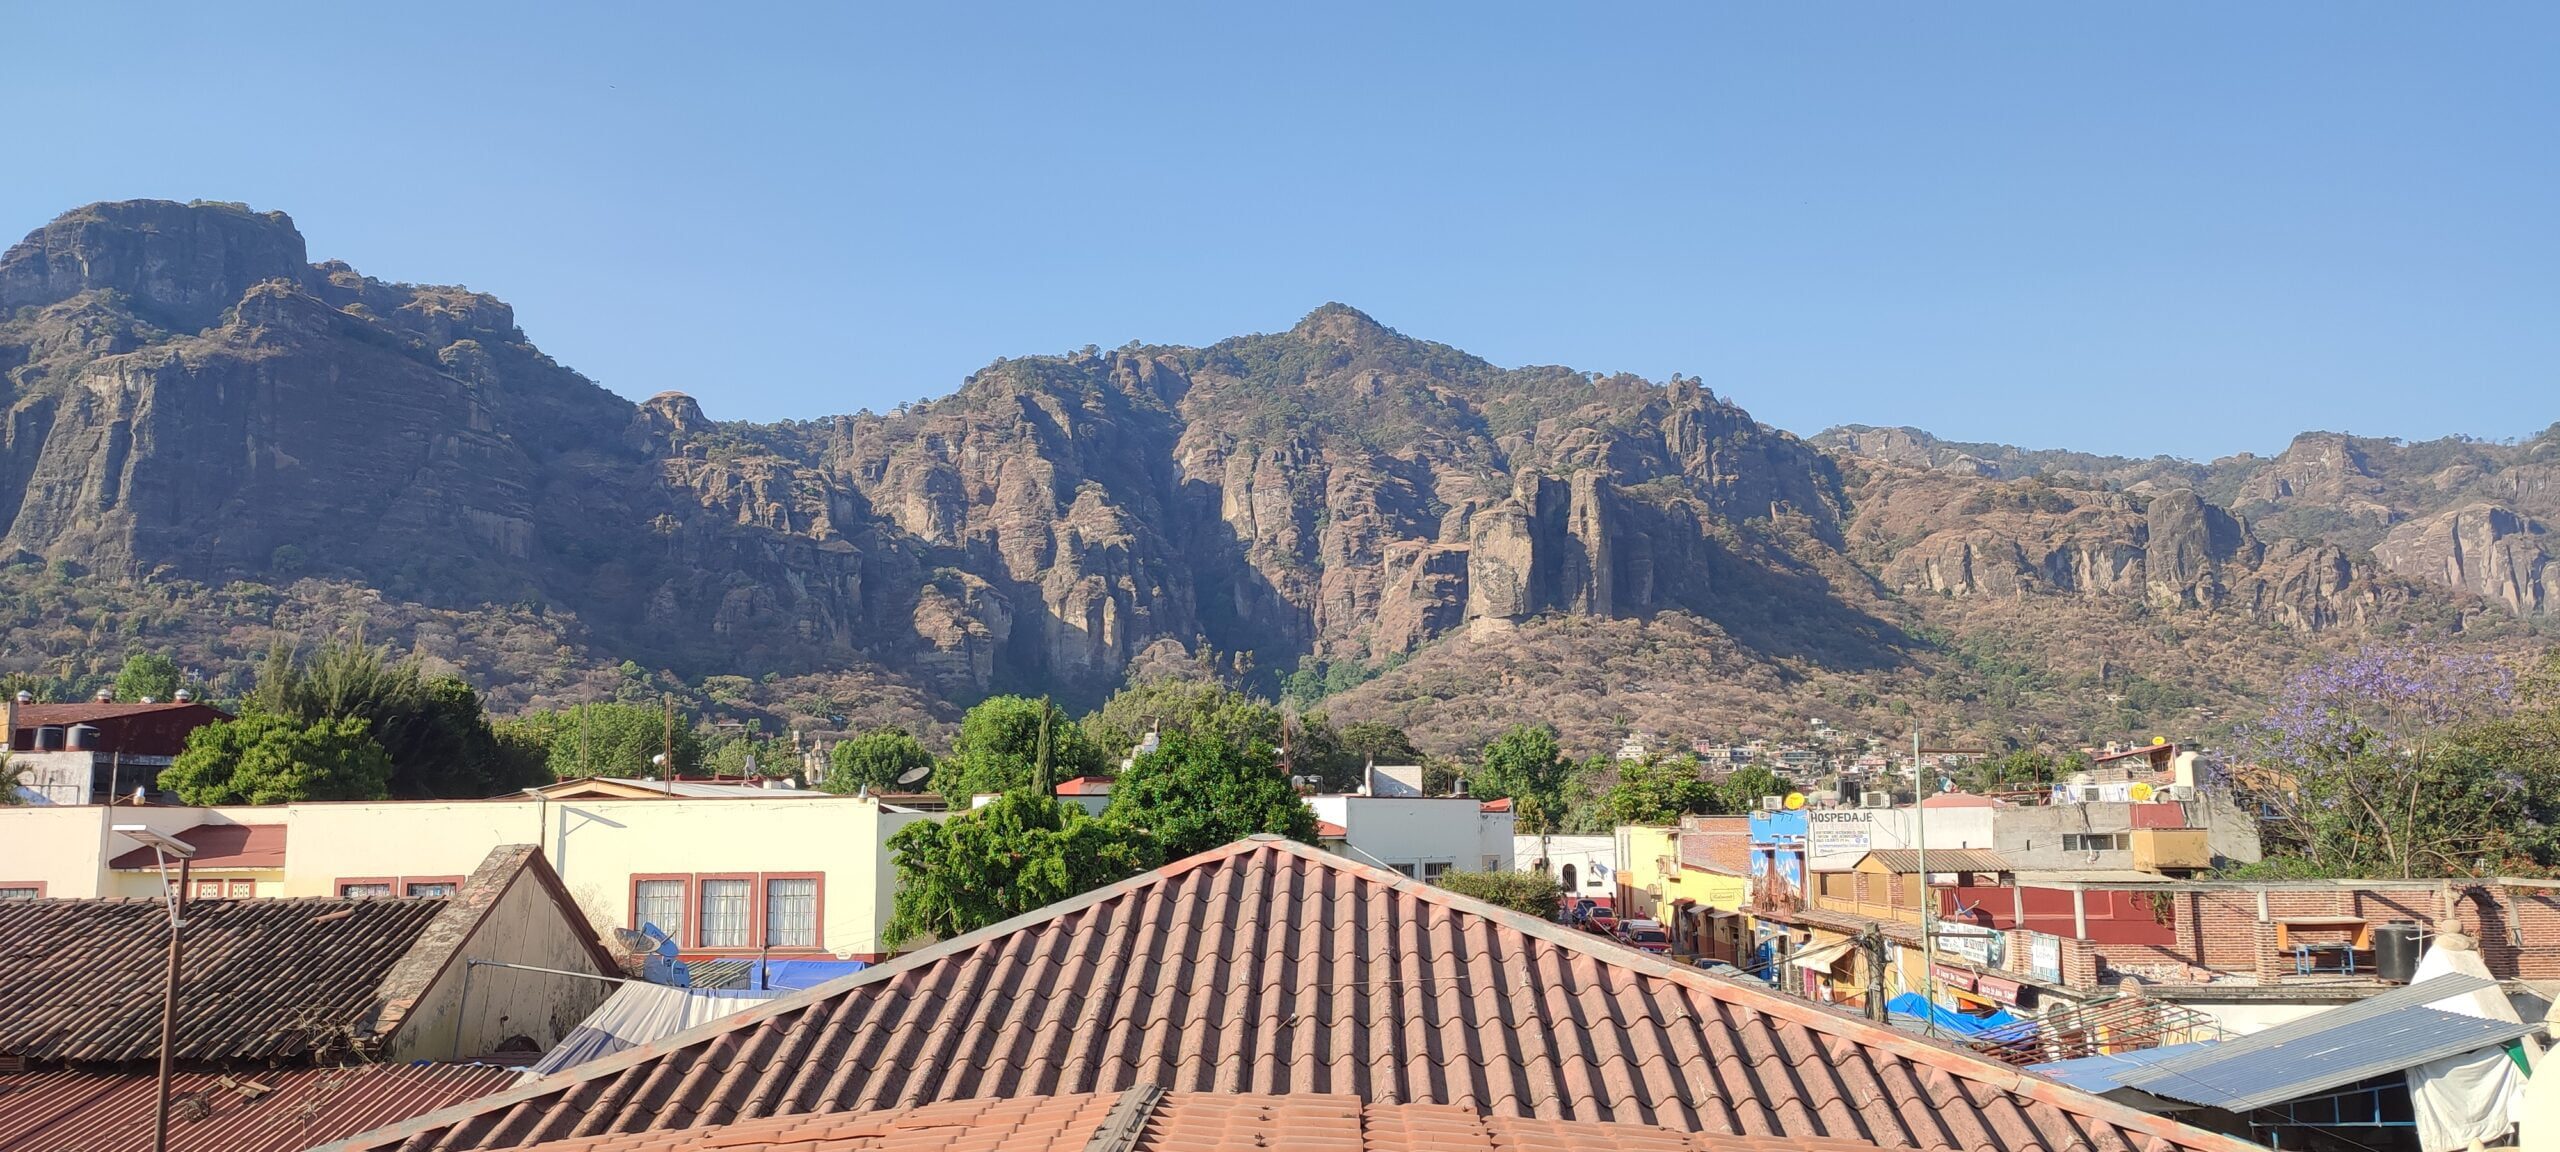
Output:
left=0, top=200, right=2542, bottom=738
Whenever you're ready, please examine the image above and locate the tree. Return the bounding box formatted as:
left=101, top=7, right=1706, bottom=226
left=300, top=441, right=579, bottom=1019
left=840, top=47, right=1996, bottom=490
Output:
left=1, top=754, right=28, bottom=806
left=1432, top=869, right=1562, bottom=918
left=1468, top=725, right=1574, bottom=832
left=826, top=727, right=935, bottom=794
left=1084, top=679, right=1282, bottom=754
left=250, top=636, right=540, bottom=796
left=934, top=696, right=1105, bottom=800
left=160, top=714, right=393, bottom=804
left=1709, top=764, right=1794, bottom=814
left=1289, top=717, right=1417, bottom=794
left=883, top=790, right=1157, bottom=946
left=506, top=701, right=704, bottom=780
left=1105, top=727, right=1319, bottom=858
left=1956, top=749, right=2068, bottom=794
left=112, top=651, right=183, bottom=702
left=2238, top=647, right=2527, bottom=878
left=1592, top=756, right=1720, bottom=827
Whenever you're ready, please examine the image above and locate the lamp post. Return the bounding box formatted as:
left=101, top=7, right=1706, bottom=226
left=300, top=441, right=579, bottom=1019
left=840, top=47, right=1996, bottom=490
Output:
left=113, top=825, right=195, bottom=1152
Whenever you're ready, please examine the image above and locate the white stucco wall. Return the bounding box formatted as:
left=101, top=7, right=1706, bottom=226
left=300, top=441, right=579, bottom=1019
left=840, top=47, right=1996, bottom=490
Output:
left=1307, top=796, right=1511, bottom=877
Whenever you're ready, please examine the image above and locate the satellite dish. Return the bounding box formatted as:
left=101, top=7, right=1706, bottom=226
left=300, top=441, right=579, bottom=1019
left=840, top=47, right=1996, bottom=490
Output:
left=1783, top=792, right=1806, bottom=810
left=2152, top=736, right=2167, bottom=745
left=896, top=765, right=933, bottom=786
left=2129, top=782, right=2156, bottom=802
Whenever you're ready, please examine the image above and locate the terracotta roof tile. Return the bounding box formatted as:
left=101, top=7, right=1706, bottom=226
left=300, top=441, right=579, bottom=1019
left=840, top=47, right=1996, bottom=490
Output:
left=0, top=1063, right=521, bottom=1152
left=324, top=839, right=2256, bottom=1152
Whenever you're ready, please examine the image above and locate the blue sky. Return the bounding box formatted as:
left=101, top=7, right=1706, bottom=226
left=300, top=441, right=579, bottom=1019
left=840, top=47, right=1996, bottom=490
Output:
left=6, top=4, right=2553, bottom=459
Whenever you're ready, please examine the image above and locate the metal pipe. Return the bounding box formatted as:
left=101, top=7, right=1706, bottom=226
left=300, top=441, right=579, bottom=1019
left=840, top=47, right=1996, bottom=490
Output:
left=153, top=854, right=189, bottom=1152
left=463, top=958, right=633, bottom=985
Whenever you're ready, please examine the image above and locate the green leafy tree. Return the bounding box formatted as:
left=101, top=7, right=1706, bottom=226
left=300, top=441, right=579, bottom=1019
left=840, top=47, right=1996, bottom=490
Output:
left=1084, top=679, right=1282, bottom=754
left=112, top=651, right=183, bottom=702
left=1710, top=764, right=1794, bottom=814
left=883, top=790, right=1158, bottom=946
left=1105, top=727, right=1319, bottom=858
left=1432, top=869, right=1563, bottom=917
left=250, top=636, right=538, bottom=797
left=934, top=695, right=1105, bottom=799
left=826, top=727, right=936, bottom=794
left=160, top=714, right=392, bottom=804
left=1592, top=755, right=1720, bottom=827
left=506, top=701, right=705, bottom=780
left=1468, top=725, right=1574, bottom=832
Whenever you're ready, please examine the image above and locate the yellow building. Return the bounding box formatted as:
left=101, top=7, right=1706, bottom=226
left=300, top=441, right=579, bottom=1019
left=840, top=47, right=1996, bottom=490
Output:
left=0, top=792, right=937, bottom=960
left=1611, top=824, right=1749, bottom=957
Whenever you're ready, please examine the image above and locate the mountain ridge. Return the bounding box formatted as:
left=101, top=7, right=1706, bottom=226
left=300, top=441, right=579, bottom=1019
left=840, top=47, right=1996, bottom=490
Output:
left=3, top=200, right=2550, bottom=755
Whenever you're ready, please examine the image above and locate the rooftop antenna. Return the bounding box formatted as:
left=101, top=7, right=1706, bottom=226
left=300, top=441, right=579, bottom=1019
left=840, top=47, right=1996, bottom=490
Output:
left=895, top=764, right=934, bottom=788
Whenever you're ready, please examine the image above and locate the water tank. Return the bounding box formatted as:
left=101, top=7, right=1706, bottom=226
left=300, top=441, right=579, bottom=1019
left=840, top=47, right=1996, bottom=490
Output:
left=33, top=725, right=65, bottom=751
left=2374, top=922, right=2422, bottom=983
left=65, top=724, right=100, bottom=752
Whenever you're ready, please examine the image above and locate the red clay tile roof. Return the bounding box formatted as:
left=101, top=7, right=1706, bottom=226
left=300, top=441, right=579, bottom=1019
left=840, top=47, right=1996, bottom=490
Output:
left=1478, top=797, right=1513, bottom=813
left=0, top=1063, right=522, bottom=1152
left=1855, top=849, right=2012, bottom=874
left=107, top=823, right=288, bottom=870
left=489, top=1090, right=1919, bottom=1152
left=326, top=837, right=2256, bottom=1152
left=1053, top=776, right=1115, bottom=795
left=0, top=896, right=449, bottom=1063
left=1313, top=819, right=1349, bottom=838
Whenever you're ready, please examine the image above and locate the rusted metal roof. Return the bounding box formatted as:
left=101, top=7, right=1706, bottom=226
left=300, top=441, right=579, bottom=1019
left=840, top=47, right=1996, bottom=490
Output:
left=483, top=1089, right=1921, bottom=1152
left=0, top=1063, right=520, bottom=1152
left=0, top=896, right=447, bottom=1063
left=107, top=823, right=288, bottom=870
left=1856, top=849, right=2013, bottom=874
left=325, top=837, right=2258, bottom=1152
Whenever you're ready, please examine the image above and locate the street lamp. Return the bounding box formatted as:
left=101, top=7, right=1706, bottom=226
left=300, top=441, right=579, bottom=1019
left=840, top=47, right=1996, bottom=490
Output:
left=113, top=825, right=195, bottom=1152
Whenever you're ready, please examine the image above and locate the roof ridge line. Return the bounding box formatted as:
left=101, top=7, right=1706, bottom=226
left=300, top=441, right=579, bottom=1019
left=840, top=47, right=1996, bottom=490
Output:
left=1241, top=836, right=2266, bottom=1152
left=312, top=838, right=1292, bottom=1152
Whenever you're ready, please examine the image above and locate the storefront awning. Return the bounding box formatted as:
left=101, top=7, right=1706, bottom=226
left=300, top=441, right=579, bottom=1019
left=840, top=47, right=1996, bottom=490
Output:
left=1787, top=940, right=1856, bottom=970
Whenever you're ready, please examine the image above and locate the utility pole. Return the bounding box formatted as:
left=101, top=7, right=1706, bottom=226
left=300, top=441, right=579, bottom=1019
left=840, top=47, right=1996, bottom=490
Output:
left=662, top=694, right=676, bottom=795
left=1915, top=725, right=1937, bottom=1035
left=154, top=853, right=189, bottom=1152
left=1863, top=924, right=1889, bottom=1023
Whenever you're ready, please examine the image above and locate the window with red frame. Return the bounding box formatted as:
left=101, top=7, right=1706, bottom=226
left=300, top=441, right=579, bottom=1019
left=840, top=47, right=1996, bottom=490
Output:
left=629, top=874, right=824, bottom=952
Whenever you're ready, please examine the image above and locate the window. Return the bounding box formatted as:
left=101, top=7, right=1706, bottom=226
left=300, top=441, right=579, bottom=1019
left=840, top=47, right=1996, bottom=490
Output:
left=0, top=883, right=42, bottom=900
left=699, top=879, right=751, bottom=948
left=634, top=879, right=686, bottom=941
left=194, top=879, right=229, bottom=900
left=629, top=873, right=828, bottom=952
left=765, top=877, right=818, bottom=948
left=2063, top=833, right=2130, bottom=853
left=1484, top=856, right=1501, bottom=872
left=338, top=881, right=394, bottom=899
left=403, top=878, right=461, bottom=897
left=1421, top=861, right=1453, bottom=881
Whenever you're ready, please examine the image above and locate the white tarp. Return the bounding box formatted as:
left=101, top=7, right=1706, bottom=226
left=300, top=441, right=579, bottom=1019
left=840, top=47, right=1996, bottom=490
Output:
left=2407, top=935, right=2529, bottom=1152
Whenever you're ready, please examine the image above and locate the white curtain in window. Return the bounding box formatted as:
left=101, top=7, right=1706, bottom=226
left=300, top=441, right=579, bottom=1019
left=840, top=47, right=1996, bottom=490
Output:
left=635, top=879, right=685, bottom=943
left=765, top=878, right=817, bottom=947
left=700, top=879, right=750, bottom=947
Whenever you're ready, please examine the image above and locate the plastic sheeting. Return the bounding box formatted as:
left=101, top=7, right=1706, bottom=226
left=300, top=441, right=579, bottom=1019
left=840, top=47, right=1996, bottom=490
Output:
left=685, top=958, right=871, bottom=990
left=2407, top=938, right=2529, bottom=1152
left=1884, top=992, right=2024, bottom=1036
left=524, top=983, right=780, bottom=1080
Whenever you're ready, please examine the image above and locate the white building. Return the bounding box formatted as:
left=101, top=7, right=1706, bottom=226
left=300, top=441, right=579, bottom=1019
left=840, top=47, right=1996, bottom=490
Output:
left=1307, top=795, right=1514, bottom=879
left=1515, top=833, right=1616, bottom=901
left=1803, top=797, right=1999, bottom=871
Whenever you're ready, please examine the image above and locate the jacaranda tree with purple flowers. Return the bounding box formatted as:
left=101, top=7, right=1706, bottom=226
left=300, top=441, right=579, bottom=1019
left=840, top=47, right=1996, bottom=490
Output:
left=2238, top=646, right=2540, bottom=878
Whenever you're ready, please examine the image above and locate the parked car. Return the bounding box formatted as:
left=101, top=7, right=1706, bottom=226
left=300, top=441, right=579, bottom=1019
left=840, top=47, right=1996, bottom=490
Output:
left=1567, top=899, right=1599, bottom=926
left=1615, top=919, right=1672, bottom=955
left=1582, top=908, right=1618, bottom=936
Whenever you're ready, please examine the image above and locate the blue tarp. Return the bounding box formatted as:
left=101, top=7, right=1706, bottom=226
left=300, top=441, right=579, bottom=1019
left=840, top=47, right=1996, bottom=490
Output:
left=685, top=958, right=871, bottom=991
left=1884, top=993, right=2024, bottom=1036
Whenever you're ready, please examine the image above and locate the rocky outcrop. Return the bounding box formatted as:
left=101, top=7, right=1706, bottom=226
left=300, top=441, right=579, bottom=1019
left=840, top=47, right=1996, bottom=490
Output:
left=2373, top=504, right=2554, bottom=616
left=0, top=200, right=311, bottom=331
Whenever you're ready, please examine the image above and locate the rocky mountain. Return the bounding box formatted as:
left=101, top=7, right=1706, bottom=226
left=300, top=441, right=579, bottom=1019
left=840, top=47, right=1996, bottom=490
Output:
left=1, top=201, right=2550, bottom=755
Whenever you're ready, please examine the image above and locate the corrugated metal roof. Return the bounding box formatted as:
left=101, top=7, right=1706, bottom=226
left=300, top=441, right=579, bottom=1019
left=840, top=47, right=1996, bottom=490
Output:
left=0, top=1063, right=520, bottom=1152
left=523, top=984, right=777, bottom=1079
left=2029, top=1042, right=2218, bottom=1095
left=325, top=836, right=2258, bottom=1152
left=1858, top=849, right=2011, bottom=874
left=485, top=1090, right=1919, bottom=1152
left=2115, top=975, right=2540, bottom=1111
left=0, top=896, right=449, bottom=1063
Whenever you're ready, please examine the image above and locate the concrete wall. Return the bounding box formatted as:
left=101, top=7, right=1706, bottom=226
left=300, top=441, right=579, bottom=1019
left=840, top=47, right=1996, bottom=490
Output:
left=1515, top=834, right=1615, bottom=899
left=1612, top=826, right=1748, bottom=927
left=1993, top=798, right=2261, bottom=871
left=383, top=867, right=614, bottom=1062
left=1307, top=797, right=1511, bottom=876
left=0, top=795, right=934, bottom=959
